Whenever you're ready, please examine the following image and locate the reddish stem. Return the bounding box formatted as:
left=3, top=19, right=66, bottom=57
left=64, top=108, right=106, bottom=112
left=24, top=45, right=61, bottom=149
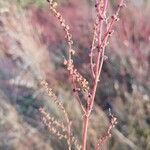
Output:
left=82, top=114, right=89, bottom=150
left=82, top=1, right=108, bottom=149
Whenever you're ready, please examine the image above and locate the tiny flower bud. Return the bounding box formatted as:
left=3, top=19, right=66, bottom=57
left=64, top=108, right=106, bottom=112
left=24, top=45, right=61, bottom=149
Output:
left=70, top=49, right=75, bottom=55
left=63, top=59, right=68, bottom=65
left=65, top=25, right=70, bottom=30
left=88, top=94, right=91, bottom=98
left=53, top=2, right=58, bottom=8
left=95, top=3, right=99, bottom=8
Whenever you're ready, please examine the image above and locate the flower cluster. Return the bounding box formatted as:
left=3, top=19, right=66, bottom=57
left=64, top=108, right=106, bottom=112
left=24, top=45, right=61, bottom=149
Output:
left=47, top=0, right=74, bottom=60
left=40, top=80, right=70, bottom=121
left=39, top=107, right=67, bottom=139
left=39, top=107, right=81, bottom=150
left=64, top=59, right=89, bottom=93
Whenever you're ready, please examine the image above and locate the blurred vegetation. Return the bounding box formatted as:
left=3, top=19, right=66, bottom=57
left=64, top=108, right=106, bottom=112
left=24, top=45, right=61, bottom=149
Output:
left=17, top=0, right=46, bottom=7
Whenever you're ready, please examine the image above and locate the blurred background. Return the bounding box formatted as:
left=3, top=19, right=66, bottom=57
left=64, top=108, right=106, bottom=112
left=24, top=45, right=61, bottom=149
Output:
left=0, top=0, right=149, bottom=150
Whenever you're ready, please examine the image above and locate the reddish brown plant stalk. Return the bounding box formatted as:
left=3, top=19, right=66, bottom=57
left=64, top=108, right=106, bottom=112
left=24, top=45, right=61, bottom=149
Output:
left=40, top=0, right=126, bottom=149
left=82, top=0, right=125, bottom=150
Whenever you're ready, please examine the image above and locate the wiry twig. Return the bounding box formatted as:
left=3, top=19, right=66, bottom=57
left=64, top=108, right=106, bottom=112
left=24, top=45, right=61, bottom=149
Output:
left=39, top=108, right=81, bottom=150
left=82, top=1, right=126, bottom=150
left=40, top=80, right=72, bottom=150
left=95, top=110, right=118, bottom=150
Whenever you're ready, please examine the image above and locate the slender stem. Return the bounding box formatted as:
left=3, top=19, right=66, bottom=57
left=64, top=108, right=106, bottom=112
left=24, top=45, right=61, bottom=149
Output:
left=72, top=79, right=86, bottom=113
left=82, top=1, right=108, bottom=149
left=89, top=0, right=108, bottom=111
left=82, top=114, right=89, bottom=150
